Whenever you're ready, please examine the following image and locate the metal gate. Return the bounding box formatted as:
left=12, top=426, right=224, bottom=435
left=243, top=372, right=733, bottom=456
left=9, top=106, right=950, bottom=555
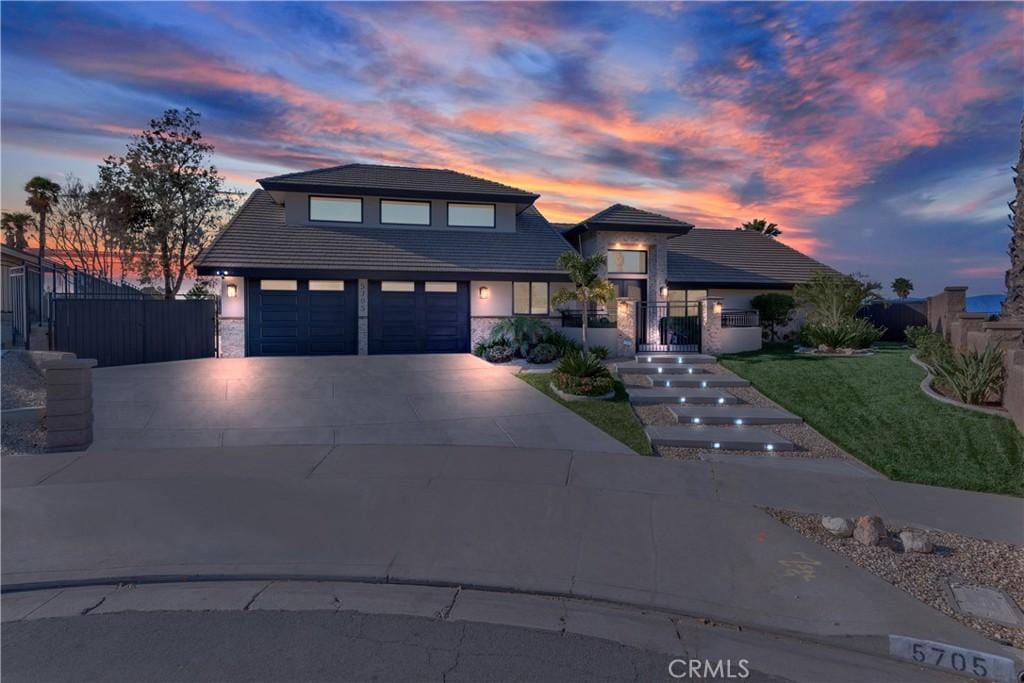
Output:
left=7, top=266, right=27, bottom=347
left=635, top=301, right=702, bottom=353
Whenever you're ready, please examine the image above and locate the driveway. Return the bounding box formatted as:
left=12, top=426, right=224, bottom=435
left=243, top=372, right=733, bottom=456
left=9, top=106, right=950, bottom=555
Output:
left=90, top=354, right=632, bottom=454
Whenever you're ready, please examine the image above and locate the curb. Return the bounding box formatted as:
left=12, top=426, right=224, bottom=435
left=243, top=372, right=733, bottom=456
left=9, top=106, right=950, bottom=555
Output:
left=909, top=354, right=1011, bottom=419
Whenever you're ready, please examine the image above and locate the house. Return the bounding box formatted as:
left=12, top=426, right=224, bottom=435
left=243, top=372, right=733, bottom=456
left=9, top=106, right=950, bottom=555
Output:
left=196, top=163, right=831, bottom=358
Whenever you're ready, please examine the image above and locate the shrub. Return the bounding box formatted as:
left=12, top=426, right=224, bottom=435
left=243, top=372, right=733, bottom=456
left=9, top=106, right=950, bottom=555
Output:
left=590, top=345, right=609, bottom=360
left=527, top=343, right=558, bottom=364
left=472, top=339, right=498, bottom=357
left=903, top=325, right=932, bottom=348
left=909, top=328, right=952, bottom=366
left=799, top=318, right=884, bottom=350
left=552, top=351, right=615, bottom=396
left=932, top=345, right=1005, bottom=405
left=483, top=344, right=513, bottom=363
left=750, top=293, right=796, bottom=341
left=487, top=317, right=552, bottom=357
left=794, top=271, right=885, bottom=349
left=543, top=330, right=582, bottom=358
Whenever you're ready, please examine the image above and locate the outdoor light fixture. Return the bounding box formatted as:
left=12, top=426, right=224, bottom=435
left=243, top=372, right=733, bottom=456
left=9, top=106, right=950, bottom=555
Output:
left=687, top=368, right=693, bottom=374
left=478, top=286, right=490, bottom=300
left=679, top=397, right=686, bottom=403
left=766, top=444, right=774, bottom=451
left=713, top=302, right=723, bottom=315
left=666, top=381, right=671, bottom=387
left=692, top=417, right=701, bottom=424
left=226, top=284, right=237, bottom=298
left=712, top=442, right=721, bottom=449
left=657, top=367, right=663, bottom=373
left=717, top=397, right=725, bottom=404
left=701, top=380, right=708, bottom=388
left=735, top=418, right=744, bottom=425
left=659, top=286, right=669, bottom=298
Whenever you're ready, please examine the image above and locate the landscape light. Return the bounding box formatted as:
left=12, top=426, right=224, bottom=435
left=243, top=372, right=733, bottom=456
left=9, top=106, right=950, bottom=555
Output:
left=692, top=417, right=701, bottom=424
left=666, top=381, right=671, bottom=387
left=679, top=397, right=686, bottom=403
left=766, top=444, right=774, bottom=451
left=734, top=418, right=743, bottom=425
left=712, top=442, right=721, bottom=449
left=677, top=357, right=682, bottom=364
left=717, top=397, right=725, bottom=404
left=687, top=368, right=694, bottom=374
left=701, top=381, right=708, bottom=388
left=657, top=367, right=663, bottom=374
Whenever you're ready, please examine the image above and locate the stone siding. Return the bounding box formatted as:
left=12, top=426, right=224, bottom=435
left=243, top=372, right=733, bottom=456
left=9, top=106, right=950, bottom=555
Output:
left=219, top=318, right=245, bottom=358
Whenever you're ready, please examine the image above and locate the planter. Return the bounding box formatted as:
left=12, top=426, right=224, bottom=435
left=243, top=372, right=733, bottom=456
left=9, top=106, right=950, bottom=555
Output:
left=794, top=346, right=875, bottom=357
left=549, top=382, right=615, bottom=402
left=910, top=354, right=1010, bottom=419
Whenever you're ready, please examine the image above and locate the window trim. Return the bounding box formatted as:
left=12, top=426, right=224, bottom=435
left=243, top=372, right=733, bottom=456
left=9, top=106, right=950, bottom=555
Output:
left=308, top=195, right=363, bottom=223
left=380, top=198, right=432, bottom=226
left=425, top=281, right=458, bottom=293
left=606, top=249, right=648, bottom=275
left=259, top=279, right=298, bottom=291
left=513, top=281, right=549, bottom=316
left=381, top=281, right=416, bottom=292
left=446, top=201, right=496, bottom=228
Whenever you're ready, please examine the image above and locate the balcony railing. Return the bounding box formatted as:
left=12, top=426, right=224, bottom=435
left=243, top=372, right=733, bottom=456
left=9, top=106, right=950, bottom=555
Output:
left=721, top=309, right=760, bottom=328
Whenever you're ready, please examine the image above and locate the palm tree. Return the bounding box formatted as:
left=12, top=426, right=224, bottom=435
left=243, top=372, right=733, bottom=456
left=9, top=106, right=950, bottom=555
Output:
left=891, top=277, right=914, bottom=300
left=1, top=211, right=34, bottom=250
left=737, top=218, right=782, bottom=238
left=24, top=176, right=61, bottom=323
left=1004, top=114, right=1024, bottom=319
left=551, top=251, right=616, bottom=350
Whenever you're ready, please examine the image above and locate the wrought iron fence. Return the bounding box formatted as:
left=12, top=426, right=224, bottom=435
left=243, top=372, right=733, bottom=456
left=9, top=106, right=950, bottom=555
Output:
left=635, top=301, right=702, bottom=352
left=721, top=309, right=760, bottom=328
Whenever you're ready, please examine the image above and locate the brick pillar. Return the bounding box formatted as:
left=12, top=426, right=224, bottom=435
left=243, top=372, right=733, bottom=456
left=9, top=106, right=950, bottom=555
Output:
left=43, top=358, right=97, bottom=452
left=703, top=297, right=723, bottom=355
left=615, top=298, right=635, bottom=358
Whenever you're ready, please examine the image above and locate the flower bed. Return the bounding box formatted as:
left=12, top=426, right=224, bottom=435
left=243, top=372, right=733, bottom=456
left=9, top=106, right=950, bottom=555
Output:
left=550, top=370, right=615, bottom=398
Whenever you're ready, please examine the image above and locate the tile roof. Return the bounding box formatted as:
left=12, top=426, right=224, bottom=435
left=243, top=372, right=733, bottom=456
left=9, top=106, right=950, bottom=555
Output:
left=667, top=229, right=835, bottom=286
left=259, top=163, right=539, bottom=202
left=197, top=190, right=572, bottom=275
left=580, top=203, right=694, bottom=231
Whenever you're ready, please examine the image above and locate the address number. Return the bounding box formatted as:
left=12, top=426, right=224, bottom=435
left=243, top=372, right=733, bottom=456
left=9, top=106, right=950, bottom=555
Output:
left=889, top=635, right=1018, bottom=682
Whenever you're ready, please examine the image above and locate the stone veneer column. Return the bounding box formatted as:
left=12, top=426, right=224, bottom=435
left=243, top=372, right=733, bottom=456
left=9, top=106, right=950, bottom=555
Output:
left=615, top=298, right=635, bottom=358
left=702, top=296, right=723, bottom=355
left=358, top=279, right=369, bottom=355
left=43, top=357, right=97, bottom=452
left=219, top=318, right=245, bottom=357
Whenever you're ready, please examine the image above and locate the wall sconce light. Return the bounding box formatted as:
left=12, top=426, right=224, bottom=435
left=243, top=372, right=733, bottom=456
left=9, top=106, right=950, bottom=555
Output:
left=226, top=284, right=237, bottom=298
left=659, top=286, right=669, bottom=298
left=712, top=301, right=723, bottom=315
left=479, top=286, right=490, bottom=300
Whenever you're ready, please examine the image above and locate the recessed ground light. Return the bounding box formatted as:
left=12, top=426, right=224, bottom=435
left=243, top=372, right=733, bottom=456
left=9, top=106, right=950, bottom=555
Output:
left=766, top=444, right=774, bottom=451
left=701, top=381, right=707, bottom=388
left=692, top=417, right=701, bottom=424
left=717, top=397, right=725, bottom=404
left=666, top=381, right=671, bottom=387
left=679, top=397, right=687, bottom=403
left=734, top=418, right=743, bottom=425
left=657, top=367, right=663, bottom=374
left=712, top=442, right=721, bottom=449
left=687, top=368, right=694, bottom=374
left=677, top=358, right=682, bottom=364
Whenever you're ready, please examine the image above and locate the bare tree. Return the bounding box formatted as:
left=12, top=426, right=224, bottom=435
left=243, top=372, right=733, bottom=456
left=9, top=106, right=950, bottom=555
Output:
left=48, top=174, right=133, bottom=282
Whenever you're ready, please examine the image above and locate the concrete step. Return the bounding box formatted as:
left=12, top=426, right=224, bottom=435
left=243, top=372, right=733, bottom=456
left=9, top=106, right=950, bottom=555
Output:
left=648, top=374, right=749, bottom=388
left=669, top=404, right=802, bottom=425
left=627, top=387, right=738, bottom=406
left=615, top=361, right=713, bottom=375
left=634, top=353, right=716, bottom=364
left=646, top=424, right=794, bottom=451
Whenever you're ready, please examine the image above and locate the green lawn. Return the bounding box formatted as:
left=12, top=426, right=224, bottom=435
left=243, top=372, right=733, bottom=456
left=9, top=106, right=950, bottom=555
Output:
left=720, top=345, right=1024, bottom=496
left=517, top=372, right=651, bottom=456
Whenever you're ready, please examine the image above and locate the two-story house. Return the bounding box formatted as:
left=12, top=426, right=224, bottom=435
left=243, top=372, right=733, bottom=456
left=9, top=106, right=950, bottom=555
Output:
left=196, top=163, right=831, bottom=358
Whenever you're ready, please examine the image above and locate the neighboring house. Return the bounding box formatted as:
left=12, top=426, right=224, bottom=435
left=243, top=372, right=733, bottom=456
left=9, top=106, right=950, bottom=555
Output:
left=196, top=163, right=832, bottom=358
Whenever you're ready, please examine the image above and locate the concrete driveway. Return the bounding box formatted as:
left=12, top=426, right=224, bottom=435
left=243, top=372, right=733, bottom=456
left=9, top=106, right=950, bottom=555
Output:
left=90, top=354, right=632, bottom=454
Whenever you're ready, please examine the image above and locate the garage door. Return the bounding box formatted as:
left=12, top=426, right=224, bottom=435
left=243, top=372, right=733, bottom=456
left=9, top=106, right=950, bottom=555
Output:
left=247, top=278, right=357, bottom=356
left=368, top=281, right=469, bottom=354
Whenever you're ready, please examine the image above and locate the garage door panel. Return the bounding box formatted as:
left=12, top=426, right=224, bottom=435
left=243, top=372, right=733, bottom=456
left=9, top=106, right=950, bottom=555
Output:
left=247, top=279, right=357, bottom=356
left=369, top=281, right=469, bottom=354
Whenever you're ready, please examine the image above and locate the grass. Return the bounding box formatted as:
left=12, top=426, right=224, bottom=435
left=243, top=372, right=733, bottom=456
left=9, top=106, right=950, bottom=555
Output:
left=517, top=372, right=651, bottom=456
left=720, top=344, right=1024, bottom=496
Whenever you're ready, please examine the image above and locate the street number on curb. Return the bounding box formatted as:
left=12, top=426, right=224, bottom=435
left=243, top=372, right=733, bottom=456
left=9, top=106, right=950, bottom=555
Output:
left=889, top=635, right=1018, bottom=682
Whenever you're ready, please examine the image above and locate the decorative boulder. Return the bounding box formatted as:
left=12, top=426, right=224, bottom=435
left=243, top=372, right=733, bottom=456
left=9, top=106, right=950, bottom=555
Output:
left=821, top=516, right=854, bottom=537
left=899, top=529, right=934, bottom=554
left=854, top=515, right=887, bottom=546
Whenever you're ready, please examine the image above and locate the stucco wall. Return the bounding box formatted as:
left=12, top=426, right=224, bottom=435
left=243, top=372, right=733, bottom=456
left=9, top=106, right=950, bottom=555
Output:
left=220, top=276, right=246, bottom=357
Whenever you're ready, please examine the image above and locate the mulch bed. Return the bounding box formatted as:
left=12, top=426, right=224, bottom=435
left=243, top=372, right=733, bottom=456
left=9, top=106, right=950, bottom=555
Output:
left=767, top=508, right=1024, bottom=648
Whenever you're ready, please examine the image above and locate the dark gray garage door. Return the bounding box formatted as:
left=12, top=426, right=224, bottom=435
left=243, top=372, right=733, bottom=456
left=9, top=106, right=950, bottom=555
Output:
left=247, top=278, right=357, bottom=356
left=368, top=280, right=469, bottom=354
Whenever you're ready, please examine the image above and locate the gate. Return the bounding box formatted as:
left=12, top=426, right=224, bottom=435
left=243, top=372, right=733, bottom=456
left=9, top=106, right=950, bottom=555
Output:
left=636, top=301, right=702, bottom=353
left=858, top=301, right=928, bottom=342
left=51, top=297, right=218, bottom=367
left=8, top=266, right=27, bottom=347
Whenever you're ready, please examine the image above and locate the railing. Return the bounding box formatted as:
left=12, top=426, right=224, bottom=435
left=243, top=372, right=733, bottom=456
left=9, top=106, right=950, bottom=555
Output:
left=560, top=308, right=617, bottom=328
left=636, top=301, right=702, bottom=352
left=721, top=310, right=760, bottom=328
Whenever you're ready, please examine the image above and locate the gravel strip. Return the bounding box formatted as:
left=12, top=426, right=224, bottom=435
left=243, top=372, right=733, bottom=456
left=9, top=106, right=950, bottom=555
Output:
left=2, top=351, right=45, bottom=410
left=1, top=421, right=47, bottom=456
left=767, top=508, right=1024, bottom=649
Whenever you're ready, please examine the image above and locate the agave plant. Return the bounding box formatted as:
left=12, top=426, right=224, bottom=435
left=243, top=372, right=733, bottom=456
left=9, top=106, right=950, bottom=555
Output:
left=555, top=350, right=611, bottom=379
left=932, top=344, right=1005, bottom=405
left=487, top=316, right=552, bottom=357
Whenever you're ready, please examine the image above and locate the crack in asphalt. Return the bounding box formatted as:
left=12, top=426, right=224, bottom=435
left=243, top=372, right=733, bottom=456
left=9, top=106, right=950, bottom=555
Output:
left=242, top=582, right=273, bottom=611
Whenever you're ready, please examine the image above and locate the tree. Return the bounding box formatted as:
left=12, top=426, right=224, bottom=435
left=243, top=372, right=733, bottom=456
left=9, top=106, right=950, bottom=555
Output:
left=750, top=293, right=796, bottom=342
left=551, top=251, right=616, bottom=350
left=1004, top=115, right=1024, bottom=319
left=48, top=174, right=133, bottom=282
left=97, top=108, right=235, bottom=299
left=737, top=218, right=781, bottom=238
left=891, top=277, right=914, bottom=300
left=794, top=270, right=884, bottom=327
left=184, top=280, right=214, bottom=299
left=24, top=176, right=61, bottom=321
left=1, top=212, right=34, bottom=250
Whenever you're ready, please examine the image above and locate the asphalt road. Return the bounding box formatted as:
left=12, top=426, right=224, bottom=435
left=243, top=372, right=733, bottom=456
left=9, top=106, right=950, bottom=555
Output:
left=2, top=610, right=789, bottom=682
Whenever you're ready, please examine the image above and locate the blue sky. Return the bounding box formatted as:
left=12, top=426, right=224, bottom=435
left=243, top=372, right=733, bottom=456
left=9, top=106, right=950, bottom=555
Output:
left=1, top=1, right=1021, bottom=294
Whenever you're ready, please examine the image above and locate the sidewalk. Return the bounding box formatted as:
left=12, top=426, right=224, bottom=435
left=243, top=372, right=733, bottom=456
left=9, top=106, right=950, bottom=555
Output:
left=3, top=444, right=1022, bottom=666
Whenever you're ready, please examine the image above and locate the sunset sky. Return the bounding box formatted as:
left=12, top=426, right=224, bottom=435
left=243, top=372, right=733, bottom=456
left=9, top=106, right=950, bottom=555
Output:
left=2, top=2, right=1021, bottom=294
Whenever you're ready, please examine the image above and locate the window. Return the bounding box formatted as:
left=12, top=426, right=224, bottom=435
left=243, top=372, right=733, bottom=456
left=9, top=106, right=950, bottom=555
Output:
left=667, top=289, right=706, bottom=316
left=381, top=281, right=415, bottom=292
left=380, top=200, right=430, bottom=225
left=309, top=196, right=361, bottom=223
left=425, top=282, right=458, bottom=293
left=513, top=282, right=549, bottom=315
left=309, top=280, right=344, bottom=291
left=607, top=249, right=647, bottom=274
left=447, top=203, right=495, bottom=227
left=260, top=279, right=297, bottom=291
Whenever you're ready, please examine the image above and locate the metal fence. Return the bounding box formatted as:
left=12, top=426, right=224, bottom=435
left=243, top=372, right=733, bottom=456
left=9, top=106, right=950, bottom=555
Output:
left=636, top=301, right=702, bottom=352
left=858, top=301, right=928, bottom=342
left=721, top=309, right=760, bottom=328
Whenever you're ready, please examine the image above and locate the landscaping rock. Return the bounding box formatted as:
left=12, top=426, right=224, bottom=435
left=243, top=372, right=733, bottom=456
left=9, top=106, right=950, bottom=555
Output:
left=899, top=529, right=934, bottom=554
left=853, top=515, right=886, bottom=546
left=817, top=344, right=831, bottom=353
left=821, top=516, right=854, bottom=537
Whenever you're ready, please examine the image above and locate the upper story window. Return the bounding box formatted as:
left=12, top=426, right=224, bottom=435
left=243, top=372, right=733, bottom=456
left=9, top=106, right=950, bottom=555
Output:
left=447, top=202, right=495, bottom=228
left=380, top=199, right=430, bottom=226
left=309, top=196, right=362, bottom=223
left=607, top=249, right=647, bottom=274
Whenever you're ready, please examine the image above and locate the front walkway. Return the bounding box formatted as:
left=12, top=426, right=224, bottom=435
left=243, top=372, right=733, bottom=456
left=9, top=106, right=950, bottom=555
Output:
left=88, top=354, right=632, bottom=454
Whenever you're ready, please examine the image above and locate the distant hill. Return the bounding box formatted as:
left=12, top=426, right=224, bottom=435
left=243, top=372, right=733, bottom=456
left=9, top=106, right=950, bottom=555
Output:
left=965, top=294, right=1005, bottom=314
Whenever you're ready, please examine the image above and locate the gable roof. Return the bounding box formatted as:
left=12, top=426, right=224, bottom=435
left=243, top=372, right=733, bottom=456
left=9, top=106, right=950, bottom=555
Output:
left=258, top=163, right=539, bottom=204
left=196, top=190, right=572, bottom=277
left=563, top=203, right=694, bottom=238
left=667, top=229, right=834, bottom=287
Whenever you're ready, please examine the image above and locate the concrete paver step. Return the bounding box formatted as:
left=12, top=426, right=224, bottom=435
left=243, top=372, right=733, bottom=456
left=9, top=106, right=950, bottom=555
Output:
left=627, top=387, right=738, bottom=406
left=634, top=353, right=716, bottom=364
left=669, top=405, right=802, bottom=425
left=615, top=361, right=712, bottom=375
left=645, top=424, right=795, bottom=451
left=648, top=375, right=749, bottom=388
